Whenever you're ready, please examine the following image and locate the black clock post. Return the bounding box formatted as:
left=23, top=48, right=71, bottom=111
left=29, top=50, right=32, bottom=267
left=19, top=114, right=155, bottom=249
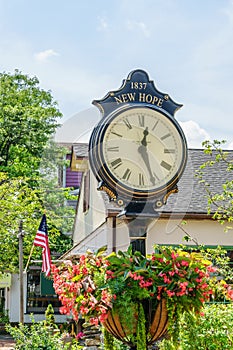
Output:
left=89, top=69, right=187, bottom=348
left=117, top=200, right=159, bottom=256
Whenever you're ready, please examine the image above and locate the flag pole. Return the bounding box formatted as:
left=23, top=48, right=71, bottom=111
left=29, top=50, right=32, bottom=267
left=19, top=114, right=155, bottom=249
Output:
left=24, top=244, right=34, bottom=273
left=18, top=220, right=24, bottom=324
left=24, top=210, right=47, bottom=273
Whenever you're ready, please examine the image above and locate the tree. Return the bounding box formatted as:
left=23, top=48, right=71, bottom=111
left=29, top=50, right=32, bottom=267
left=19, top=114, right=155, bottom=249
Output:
left=0, top=173, right=42, bottom=272
left=0, top=157, right=74, bottom=273
left=197, top=140, right=233, bottom=230
left=0, top=70, right=62, bottom=178
left=0, top=71, right=74, bottom=273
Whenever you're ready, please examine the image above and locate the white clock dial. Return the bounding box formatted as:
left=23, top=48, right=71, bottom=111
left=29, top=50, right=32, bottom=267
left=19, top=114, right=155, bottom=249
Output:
left=101, top=107, right=185, bottom=194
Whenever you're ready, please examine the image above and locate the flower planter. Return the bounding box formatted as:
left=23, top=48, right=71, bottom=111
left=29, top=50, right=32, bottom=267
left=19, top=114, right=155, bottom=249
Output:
left=52, top=245, right=218, bottom=349
left=103, top=299, right=168, bottom=347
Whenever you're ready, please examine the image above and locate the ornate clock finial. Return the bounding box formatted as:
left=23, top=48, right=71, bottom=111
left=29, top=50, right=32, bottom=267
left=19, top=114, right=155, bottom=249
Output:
left=92, top=69, right=182, bottom=118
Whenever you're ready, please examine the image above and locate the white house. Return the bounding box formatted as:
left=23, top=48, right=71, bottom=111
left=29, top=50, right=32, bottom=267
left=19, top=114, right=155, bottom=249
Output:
left=63, top=144, right=233, bottom=258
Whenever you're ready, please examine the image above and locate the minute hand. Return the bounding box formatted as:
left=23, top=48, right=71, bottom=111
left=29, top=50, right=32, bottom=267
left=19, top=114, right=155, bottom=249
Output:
left=138, top=145, right=155, bottom=185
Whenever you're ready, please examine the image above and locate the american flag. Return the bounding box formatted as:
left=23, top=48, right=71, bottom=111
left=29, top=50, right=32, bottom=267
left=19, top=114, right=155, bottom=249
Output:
left=33, top=214, right=51, bottom=276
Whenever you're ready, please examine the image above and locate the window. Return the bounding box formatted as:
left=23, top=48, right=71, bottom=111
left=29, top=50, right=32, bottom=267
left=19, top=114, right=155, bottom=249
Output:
left=27, top=268, right=60, bottom=314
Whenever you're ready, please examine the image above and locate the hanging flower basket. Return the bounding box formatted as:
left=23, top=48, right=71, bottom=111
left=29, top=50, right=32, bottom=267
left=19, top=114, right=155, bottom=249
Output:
left=103, top=298, right=168, bottom=346
left=148, top=298, right=168, bottom=343
left=51, top=245, right=233, bottom=347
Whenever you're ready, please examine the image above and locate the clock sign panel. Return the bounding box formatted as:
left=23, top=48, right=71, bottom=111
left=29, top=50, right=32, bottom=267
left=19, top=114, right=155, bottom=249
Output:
left=89, top=69, right=187, bottom=205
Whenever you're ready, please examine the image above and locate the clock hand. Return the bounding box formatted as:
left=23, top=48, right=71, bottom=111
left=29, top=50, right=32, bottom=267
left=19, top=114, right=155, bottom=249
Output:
left=138, top=144, right=155, bottom=185
left=141, top=127, right=149, bottom=146
left=138, top=127, right=155, bottom=184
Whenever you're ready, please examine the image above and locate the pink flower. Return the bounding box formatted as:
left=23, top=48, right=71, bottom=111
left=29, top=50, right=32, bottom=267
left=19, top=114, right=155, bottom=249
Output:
left=80, top=306, right=89, bottom=315
left=106, top=270, right=115, bottom=279
left=163, top=275, right=172, bottom=284
left=89, top=317, right=99, bottom=326
left=60, top=306, right=70, bottom=315
left=99, top=313, right=108, bottom=323
left=207, top=266, right=217, bottom=273
left=76, top=332, right=84, bottom=340
left=166, top=290, right=175, bottom=297
left=171, top=252, right=178, bottom=259
left=139, top=279, right=153, bottom=288
left=82, top=267, right=88, bottom=275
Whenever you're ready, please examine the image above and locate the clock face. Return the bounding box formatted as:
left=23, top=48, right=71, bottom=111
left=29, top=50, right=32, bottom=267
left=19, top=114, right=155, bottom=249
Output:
left=92, top=106, right=187, bottom=199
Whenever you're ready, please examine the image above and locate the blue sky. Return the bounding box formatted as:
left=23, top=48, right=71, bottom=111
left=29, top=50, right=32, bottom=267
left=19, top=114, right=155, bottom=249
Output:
left=1, top=0, right=233, bottom=147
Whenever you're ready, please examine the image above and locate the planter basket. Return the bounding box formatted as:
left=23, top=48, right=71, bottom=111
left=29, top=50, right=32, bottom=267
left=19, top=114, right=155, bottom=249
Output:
left=103, top=299, right=168, bottom=347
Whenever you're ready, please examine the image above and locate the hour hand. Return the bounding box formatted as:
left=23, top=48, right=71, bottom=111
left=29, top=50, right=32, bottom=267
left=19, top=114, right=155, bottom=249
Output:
left=138, top=145, right=155, bottom=185
left=141, top=127, right=149, bottom=146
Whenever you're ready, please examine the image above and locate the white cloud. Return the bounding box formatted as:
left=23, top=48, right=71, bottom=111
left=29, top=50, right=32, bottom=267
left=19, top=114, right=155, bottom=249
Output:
left=34, top=49, right=59, bottom=63
left=97, top=16, right=108, bottom=31
left=126, top=20, right=150, bottom=38
left=222, top=0, right=233, bottom=25
left=179, top=120, right=210, bottom=148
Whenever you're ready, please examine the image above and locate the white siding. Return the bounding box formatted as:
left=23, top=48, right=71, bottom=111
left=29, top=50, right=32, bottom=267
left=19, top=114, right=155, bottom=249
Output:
left=73, top=170, right=106, bottom=244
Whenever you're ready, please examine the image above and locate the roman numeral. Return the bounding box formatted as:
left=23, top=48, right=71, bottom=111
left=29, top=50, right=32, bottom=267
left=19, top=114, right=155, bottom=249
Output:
left=122, top=168, right=131, bottom=180
left=164, top=148, right=175, bottom=154
left=107, top=146, right=119, bottom=152
left=138, top=114, right=145, bottom=127
left=161, top=160, right=172, bottom=171
left=139, top=173, right=145, bottom=186
left=111, top=131, right=122, bottom=138
left=152, top=120, right=159, bottom=131
left=161, top=133, right=171, bottom=140
left=123, top=118, right=132, bottom=129
left=111, top=158, right=122, bottom=169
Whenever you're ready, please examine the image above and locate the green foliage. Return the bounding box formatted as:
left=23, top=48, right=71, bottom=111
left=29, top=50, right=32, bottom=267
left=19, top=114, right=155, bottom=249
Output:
left=0, top=70, right=62, bottom=177
left=197, top=140, right=233, bottom=230
left=0, top=71, right=75, bottom=273
left=159, top=303, right=233, bottom=350
left=136, top=303, right=146, bottom=350
left=0, top=171, right=73, bottom=272
left=44, top=304, right=56, bottom=328
left=103, top=327, right=115, bottom=349
left=6, top=317, right=65, bottom=350
left=6, top=312, right=83, bottom=349
left=103, top=328, right=129, bottom=349
left=0, top=173, right=42, bottom=272
left=0, top=309, right=9, bottom=324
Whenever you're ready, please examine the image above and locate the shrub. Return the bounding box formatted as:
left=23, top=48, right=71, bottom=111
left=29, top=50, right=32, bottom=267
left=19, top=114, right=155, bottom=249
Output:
left=159, top=303, right=233, bottom=350
left=6, top=317, right=65, bottom=350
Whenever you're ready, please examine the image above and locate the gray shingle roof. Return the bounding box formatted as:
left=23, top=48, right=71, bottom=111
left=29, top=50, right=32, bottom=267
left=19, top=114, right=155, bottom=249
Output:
left=163, top=149, right=232, bottom=214
left=72, top=144, right=233, bottom=216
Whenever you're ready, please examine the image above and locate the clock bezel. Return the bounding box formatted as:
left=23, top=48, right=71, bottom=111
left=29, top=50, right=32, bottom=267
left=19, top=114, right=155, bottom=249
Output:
left=89, top=104, right=187, bottom=201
